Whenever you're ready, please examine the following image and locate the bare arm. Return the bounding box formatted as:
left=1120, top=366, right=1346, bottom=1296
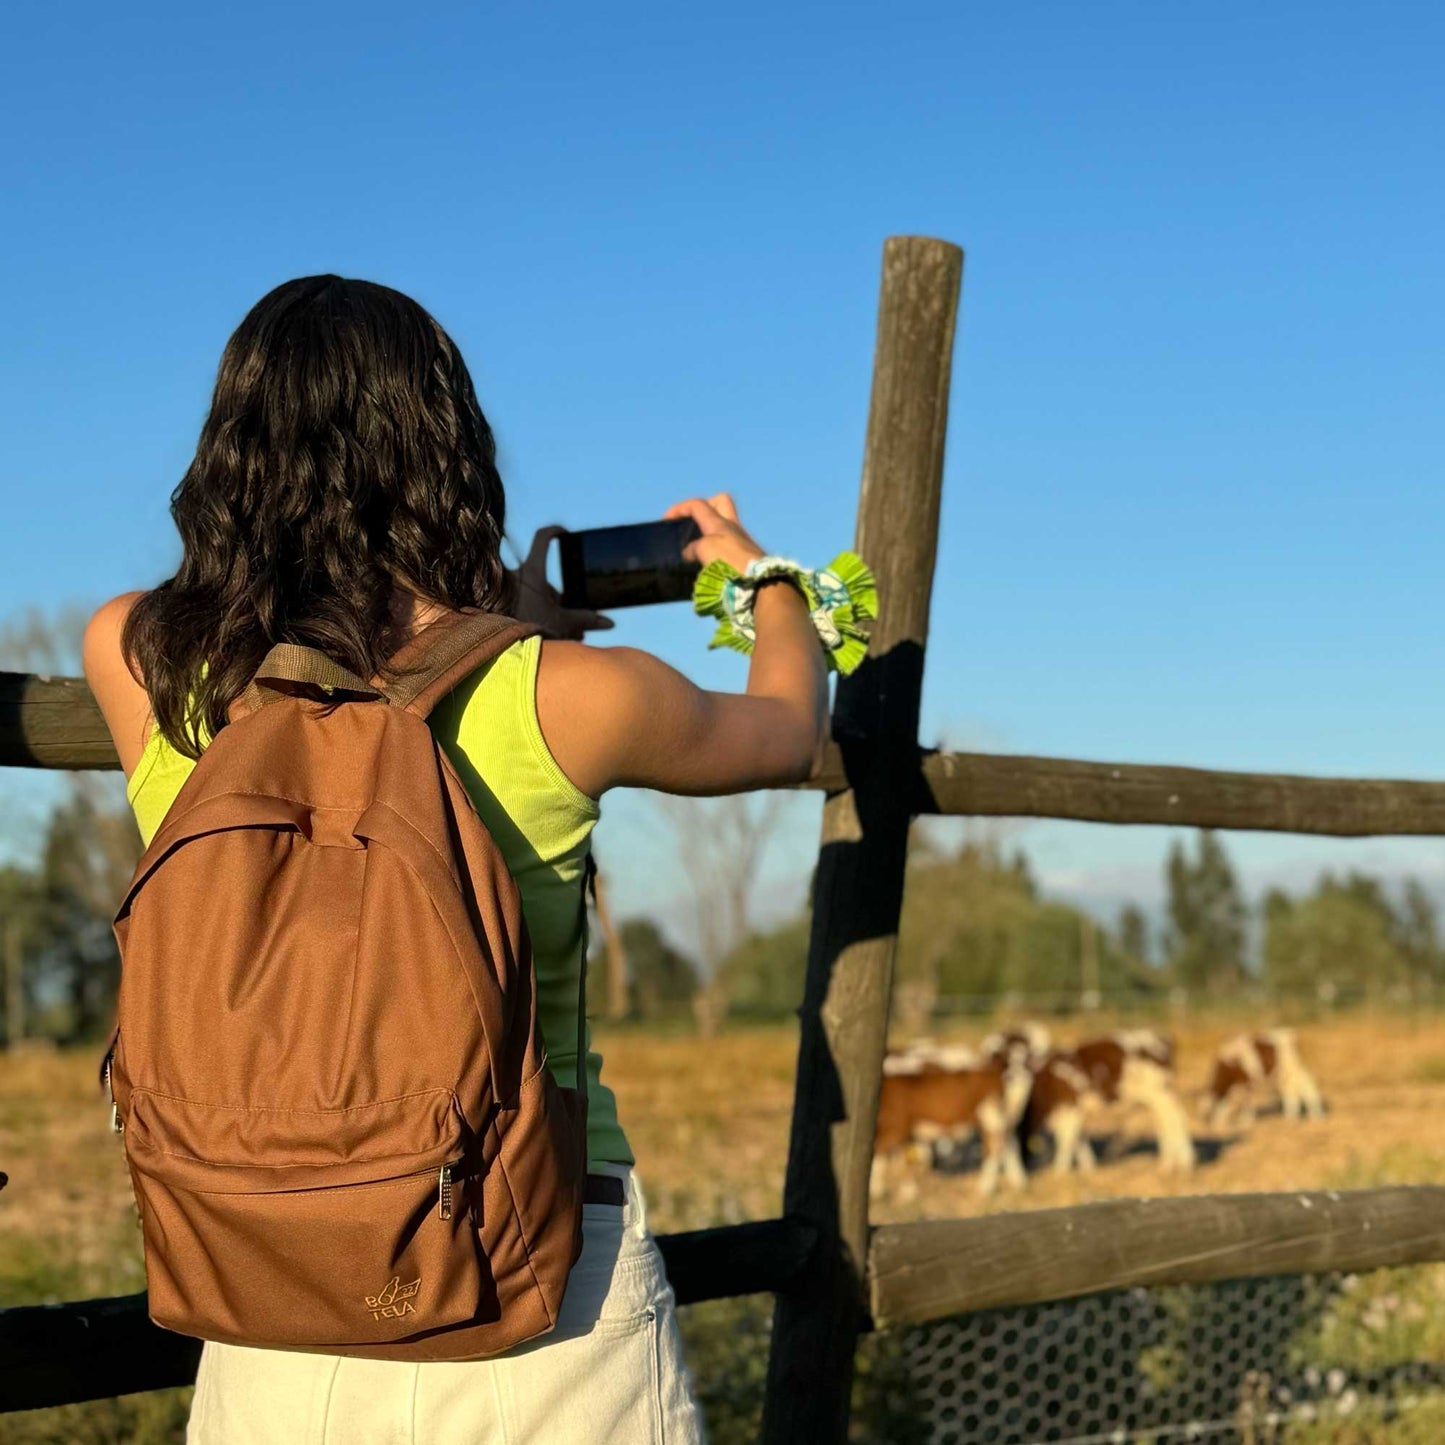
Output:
left=536, top=495, right=830, bottom=798
left=82, top=591, right=152, bottom=778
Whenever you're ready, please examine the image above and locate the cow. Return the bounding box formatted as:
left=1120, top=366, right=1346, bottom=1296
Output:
left=1018, top=1050, right=1100, bottom=1174
left=981, top=1022, right=1053, bottom=1071
left=887, top=1039, right=987, bottom=1073
left=873, top=1047, right=1033, bottom=1200
left=1012, top=1029, right=1196, bottom=1175
left=1205, top=1029, right=1325, bottom=1127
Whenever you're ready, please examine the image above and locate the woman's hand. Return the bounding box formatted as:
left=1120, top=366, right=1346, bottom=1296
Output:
left=664, top=494, right=766, bottom=574
left=508, top=526, right=614, bottom=641
left=534, top=492, right=829, bottom=798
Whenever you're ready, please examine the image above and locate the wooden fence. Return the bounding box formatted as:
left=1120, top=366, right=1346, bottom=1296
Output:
left=4, top=234, right=1445, bottom=1439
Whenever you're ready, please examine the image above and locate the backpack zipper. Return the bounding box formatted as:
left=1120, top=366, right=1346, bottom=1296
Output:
left=121, top=1087, right=465, bottom=1217
left=104, top=1056, right=124, bottom=1135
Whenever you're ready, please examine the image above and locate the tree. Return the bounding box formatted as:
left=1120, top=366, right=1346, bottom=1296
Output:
left=658, top=794, right=790, bottom=1035
left=0, top=606, right=142, bottom=1042
left=1117, top=904, right=1150, bottom=969
left=0, top=864, right=48, bottom=1045
left=616, top=919, right=699, bottom=1019
left=719, top=914, right=810, bottom=1018
left=1165, top=830, right=1247, bottom=994
left=40, top=778, right=141, bottom=1040
left=893, top=840, right=1159, bottom=1013
left=589, top=858, right=631, bottom=1021
left=1396, top=878, right=1443, bottom=986
left=1263, top=884, right=1408, bottom=1000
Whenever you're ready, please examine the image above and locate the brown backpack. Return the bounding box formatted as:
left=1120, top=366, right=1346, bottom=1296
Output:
left=104, top=611, right=589, bottom=1359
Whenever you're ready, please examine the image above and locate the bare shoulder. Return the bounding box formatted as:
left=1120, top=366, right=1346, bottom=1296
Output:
left=83, top=591, right=153, bottom=776
left=536, top=639, right=697, bottom=727
left=83, top=591, right=146, bottom=683
left=534, top=639, right=704, bottom=799
left=536, top=638, right=665, bottom=692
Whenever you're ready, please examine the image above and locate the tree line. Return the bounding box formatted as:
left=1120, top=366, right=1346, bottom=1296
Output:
left=4, top=806, right=1443, bottom=1045
left=613, top=829, right=1445, bottom=1024
left=3, top=785, right=1442, bottom=1045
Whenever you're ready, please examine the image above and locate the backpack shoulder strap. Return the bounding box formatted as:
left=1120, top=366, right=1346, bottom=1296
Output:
left=384, top=611, right=541, bottom=718
left=235, top=643, right=385, bottom=719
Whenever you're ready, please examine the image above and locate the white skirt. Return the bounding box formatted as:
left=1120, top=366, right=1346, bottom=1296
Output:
left=186, top=1165, right=706, bottom=1444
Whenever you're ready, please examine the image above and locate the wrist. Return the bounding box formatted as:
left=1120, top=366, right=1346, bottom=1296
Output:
left=692, top=550, right=878, bottom=676
left=751, top=575, right=808, bottom=610
left=723, top=543, right=766, bottom=572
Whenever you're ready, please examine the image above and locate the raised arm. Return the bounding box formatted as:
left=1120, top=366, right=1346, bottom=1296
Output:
left=535, top=494, right=830, bottom=798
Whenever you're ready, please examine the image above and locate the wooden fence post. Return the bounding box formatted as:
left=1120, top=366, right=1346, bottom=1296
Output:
left=761, top=235, right=963, bottom=1443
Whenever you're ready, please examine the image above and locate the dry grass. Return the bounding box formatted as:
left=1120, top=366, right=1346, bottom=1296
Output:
left=0, top=1044, right=146, bottom=1307
left=7, top=1011, right=1445, bottom=1303
left=597, top=1023, right=799, bottom=1232
left=5, top=1013, right=1445, bottom=1442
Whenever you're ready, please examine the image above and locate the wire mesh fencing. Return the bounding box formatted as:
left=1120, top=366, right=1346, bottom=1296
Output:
left=893, top=1264, right=1445, bottom=1444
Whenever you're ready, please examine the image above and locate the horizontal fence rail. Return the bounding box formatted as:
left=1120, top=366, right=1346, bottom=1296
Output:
left=0, top=672, right=117, bottom=769
left=9, top=672, right=1445, bottom=836
left=0, top=1217, right=818, bottom=1413
left=813, top=743, right=1445, bottom=837
left=868, top=1185, right=1445, bottom=1330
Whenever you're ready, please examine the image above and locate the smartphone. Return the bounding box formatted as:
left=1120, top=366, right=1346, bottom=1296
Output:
left=558, top=518, right=703, bottom=610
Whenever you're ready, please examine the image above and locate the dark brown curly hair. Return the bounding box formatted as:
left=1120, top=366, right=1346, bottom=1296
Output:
left=123, top=275, right=510, bottom=757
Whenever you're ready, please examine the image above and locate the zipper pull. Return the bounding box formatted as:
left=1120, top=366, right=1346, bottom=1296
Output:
left=104, top=1059, right=124, bottom=1134
left=438, top=1165, right=453, bottom=1221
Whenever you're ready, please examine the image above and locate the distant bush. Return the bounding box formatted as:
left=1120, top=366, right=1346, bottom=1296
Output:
left=616, top=917, right=700, bottom=1019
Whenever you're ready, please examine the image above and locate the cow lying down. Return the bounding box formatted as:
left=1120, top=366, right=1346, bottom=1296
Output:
left=1205, top=1029, right=1325, bottom=1127
left=874, top=1044, right=1033, bottom=1200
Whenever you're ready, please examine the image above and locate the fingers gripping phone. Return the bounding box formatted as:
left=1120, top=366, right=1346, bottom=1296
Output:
left=558, top=519, right=703, bottom=610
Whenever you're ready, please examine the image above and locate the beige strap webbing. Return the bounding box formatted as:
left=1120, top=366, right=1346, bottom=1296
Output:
left=241, top=643, right=384, bottom=714
left=385, top=611, right=539, bottom=719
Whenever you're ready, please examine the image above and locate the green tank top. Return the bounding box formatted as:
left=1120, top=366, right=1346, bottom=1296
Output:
left=124, top=633, right=632, bottom=1170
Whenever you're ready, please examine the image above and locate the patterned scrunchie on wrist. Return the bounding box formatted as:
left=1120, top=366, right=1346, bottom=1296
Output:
left=692, top=552, right=878, bottom=675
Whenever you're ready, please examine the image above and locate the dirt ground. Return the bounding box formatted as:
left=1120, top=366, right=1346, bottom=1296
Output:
left=4, top=1010, right=1445, bottom=1304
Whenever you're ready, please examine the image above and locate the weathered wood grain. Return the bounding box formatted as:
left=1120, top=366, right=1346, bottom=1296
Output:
left=762, top=235, right=964, bottom=1444
left=0, top=671, right=118, bottom=769
left=13, top=676, right=1444, bottom=841
left=869, top=1187, right=1445, bottom=1329
left=807, top=743, right=1445, bottom=836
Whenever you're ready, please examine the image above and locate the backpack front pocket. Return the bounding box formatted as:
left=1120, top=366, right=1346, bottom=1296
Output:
left=124, top=1090, right=496, bottom=1348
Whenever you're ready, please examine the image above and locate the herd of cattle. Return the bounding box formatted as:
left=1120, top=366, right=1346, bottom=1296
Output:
left=873, top=1024, right=1326, bottom=1199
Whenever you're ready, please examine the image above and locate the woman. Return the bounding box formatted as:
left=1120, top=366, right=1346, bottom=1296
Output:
left=83, top=275, right=830, bottom=1443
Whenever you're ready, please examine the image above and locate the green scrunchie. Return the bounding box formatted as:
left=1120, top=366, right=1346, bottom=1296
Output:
left=692, top=551, right=878, bottom=675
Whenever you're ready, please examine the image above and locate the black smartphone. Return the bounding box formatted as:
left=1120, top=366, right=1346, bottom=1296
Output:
left=558, top=518, right=703, bottom=610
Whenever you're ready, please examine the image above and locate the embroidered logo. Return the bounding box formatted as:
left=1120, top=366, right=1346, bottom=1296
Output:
left=364, top=1276, right=421, bottom=1321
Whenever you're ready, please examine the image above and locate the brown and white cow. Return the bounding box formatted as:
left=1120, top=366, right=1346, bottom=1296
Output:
left=873, top=1046, right=1032, bottom=1199
left=1205, top=1029, right=1324, bottom=1127
left=1017, top=1050, right=1100, bottom=1174
left=1012, top=1029, right=1195, bottom=1175
left=981, top=1023, right=1053, bottom=1071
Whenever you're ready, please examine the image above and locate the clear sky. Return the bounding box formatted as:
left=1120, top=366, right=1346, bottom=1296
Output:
left=3, top=3, right=1443, bottom=940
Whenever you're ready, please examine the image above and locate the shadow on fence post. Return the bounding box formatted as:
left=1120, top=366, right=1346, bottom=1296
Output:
left=761, top=234, right=963, bottom=1444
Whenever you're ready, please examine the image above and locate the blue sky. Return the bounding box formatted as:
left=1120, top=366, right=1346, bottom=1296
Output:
left=3, top=2, right=1443, bottom=940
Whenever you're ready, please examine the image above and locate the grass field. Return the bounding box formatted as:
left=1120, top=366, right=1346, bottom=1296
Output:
left=4, top=1011, right=1445, bottom=1441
